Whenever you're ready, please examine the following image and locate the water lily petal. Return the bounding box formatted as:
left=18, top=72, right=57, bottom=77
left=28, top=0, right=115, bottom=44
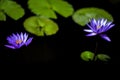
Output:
left=86, top=33, right=97, bottom=36
left=20, top=32, right=24, bottom=41
left=102, top=19, right=107, bottom=26
left=105, top=24, right=115, bottom=32
left=87, top=24, right=96, bottom=32
left=25, top=37, right=33, bottom=46
left=23, top=33, right=28, bottom=43
left=4, top=45, right=16, bottom=49
left=12, top=33, right=18, bottom=40
left=100, top=34, right=111, bottom=42
left=18, top=42, right=25, bottom=48
left=84, top=29, right=93, bottom=32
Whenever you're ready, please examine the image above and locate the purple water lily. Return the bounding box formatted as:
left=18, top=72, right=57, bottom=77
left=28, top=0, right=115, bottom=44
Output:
left=5, top=32, right=33, bottom=49
left=84, top=18, right=115, bottom=42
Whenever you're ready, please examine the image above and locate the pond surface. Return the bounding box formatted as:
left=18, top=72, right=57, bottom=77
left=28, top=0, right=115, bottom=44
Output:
left=0, top=0, right=120, bottom=64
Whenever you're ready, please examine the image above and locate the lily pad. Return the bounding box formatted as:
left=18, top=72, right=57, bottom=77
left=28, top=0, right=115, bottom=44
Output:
left=72, top=7, right=113, bottom=26
left=80, top=51, right=95, bottom=61
left=0, top=11, right=6, bottom=21
left=96, top=54, right=111, bottom=61
left=0, top=0, right=24, bottom=20
left=28, top=0, right=74, bottom=19
left=28, top=0, right=57, bottom=19
left=49, top=0, right=74, bottom=18
left=23, top=16, right=59, bottom=36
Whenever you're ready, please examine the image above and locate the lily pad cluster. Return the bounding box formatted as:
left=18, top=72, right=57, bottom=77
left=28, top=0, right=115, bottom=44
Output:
left=80, top=51, right=111, bottom=61
left=28, top=0, right=74, bottom=19
left=25, top=0, right=74, bottom=36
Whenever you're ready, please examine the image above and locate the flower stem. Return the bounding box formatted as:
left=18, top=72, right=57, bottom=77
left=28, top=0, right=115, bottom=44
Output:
left=94, top=41, right=98, bottom=61
left=94, top=41, right=98, bottom=54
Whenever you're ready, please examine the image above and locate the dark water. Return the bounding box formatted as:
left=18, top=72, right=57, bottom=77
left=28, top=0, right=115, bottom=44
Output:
left=0, top=0, right=120, bottom=64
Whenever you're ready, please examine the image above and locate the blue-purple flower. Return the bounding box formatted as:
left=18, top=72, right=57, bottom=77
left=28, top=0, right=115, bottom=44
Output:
left=84, top=18, right=115, bottom=42
left=5, top=32, right=33, bottom=49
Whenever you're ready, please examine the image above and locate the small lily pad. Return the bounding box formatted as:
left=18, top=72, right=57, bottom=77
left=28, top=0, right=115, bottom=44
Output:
left=96, top=54, right=111, bottom=61
left=80, top=51, right=95, bottom=61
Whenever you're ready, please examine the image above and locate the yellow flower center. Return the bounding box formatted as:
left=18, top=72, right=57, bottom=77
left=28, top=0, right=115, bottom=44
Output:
left=16, top=40, right=23, bottom=44
left=97, top=25, right=101, bottom=29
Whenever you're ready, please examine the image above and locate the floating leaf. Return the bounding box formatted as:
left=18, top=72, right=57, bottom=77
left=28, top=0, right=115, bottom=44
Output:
left=49, top=0, right=74, bottom=18
left=80, top=51, right=94, bottom=61
left=23, top=16, right=59, bottom=36
left=0, top=0, right=24, bottom=20
left=0, top=11, right=6, bottom=21
left=72, top=7, right=113, bottom=26
left=28, top=0, right=57, bottom=19
left=28, top=0, right=73, bottom=19
left=96, top=54, right=111, bottom=61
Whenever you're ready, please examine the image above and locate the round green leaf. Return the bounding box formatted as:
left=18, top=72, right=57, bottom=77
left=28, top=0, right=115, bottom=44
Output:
left=49, top=0, right=74, bottom=18
left=80, top=51, right=95, bottom=61
left=0, top=11, right=6, bottom=21
left=1, top=0, right=24, bottom=20
left=72, top=7, right=113, bottom=26
left=28, top=0, right=57, bottom=19
left=23, top=16, right=59, bottom=36
left=96, top=54, right=111, bottom=61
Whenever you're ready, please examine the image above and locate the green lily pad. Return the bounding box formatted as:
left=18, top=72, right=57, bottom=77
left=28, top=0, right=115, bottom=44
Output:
left=96, top=54, right=111, bottom=61
left=28, top=0, right=57, bottom=19
left=49, top=0, right=74, bottom=18
left=28, top=0, right=74, bottom=19
left=72, top=7, right=113, bottom=26
left=23, top=16, right=59, bottom=36
left=0, top=11, right=6, bottom=21
left=0, top=0, right=24, bottom=20
left=80, top=51, right=95, bottom=61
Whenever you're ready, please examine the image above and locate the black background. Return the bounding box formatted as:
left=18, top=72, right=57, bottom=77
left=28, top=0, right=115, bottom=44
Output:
left=0, top=0, right=120, bottom=64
